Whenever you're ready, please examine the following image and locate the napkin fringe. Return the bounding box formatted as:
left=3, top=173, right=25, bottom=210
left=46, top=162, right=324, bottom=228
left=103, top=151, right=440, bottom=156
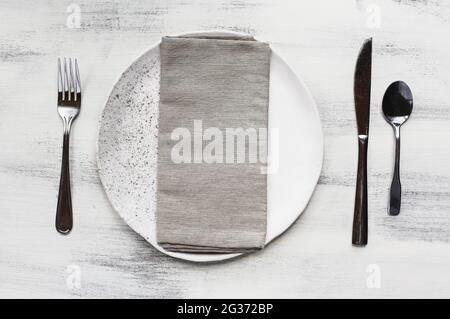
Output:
left=159, top=242, right=263, bottom=254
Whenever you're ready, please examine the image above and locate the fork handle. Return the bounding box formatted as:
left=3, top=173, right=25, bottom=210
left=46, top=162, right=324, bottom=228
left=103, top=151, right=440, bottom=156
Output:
left=56, top=128, right=73, bottom=234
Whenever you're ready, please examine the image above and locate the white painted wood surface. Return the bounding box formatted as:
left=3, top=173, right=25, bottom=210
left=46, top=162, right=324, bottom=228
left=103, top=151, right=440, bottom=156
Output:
left=0, top=0, right=449, bottom=298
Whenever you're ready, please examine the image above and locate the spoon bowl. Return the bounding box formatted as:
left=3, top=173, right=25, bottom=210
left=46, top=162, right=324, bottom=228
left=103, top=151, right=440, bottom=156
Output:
left=382, top=81, right=413, bottom=127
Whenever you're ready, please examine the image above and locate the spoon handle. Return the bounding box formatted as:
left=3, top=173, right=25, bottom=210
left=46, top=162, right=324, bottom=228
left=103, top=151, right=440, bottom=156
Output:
left=352, top=136, right=368, bottom=246
left=389, top=126, right=402, bottom=216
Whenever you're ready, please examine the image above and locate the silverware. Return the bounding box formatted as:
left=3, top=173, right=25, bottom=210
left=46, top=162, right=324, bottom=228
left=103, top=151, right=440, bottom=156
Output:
left=382, top=81, right=413, bottom=216
left=56, top=58, right=81, bottom=234
left=352, top=38, right=372, bottom=247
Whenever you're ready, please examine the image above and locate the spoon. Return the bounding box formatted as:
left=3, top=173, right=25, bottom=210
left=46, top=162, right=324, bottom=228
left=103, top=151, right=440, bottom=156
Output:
left=382, top=81, right=413, bottom=216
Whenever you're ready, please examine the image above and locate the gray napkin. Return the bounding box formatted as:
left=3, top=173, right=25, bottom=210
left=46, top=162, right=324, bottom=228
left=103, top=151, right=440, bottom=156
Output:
left=156, top=34, right=270, bottom=254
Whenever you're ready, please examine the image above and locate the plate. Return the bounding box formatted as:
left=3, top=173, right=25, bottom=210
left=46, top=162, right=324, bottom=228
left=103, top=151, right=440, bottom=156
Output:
left=97, top=31, right=323, bottom=262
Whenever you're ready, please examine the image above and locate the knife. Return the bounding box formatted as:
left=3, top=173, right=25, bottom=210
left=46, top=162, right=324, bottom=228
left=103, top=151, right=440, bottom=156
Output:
left=352, top=38, right=372, bottom=247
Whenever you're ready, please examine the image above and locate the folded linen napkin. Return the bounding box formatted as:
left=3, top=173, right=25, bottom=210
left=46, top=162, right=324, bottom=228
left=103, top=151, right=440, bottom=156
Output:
left=156, top=33, right=271, bottom=253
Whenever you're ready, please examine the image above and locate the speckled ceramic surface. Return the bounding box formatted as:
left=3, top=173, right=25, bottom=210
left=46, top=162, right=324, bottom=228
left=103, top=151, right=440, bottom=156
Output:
left=98, top=41, right=160, bottom=251
left=97, top=31, right=323, bottom=262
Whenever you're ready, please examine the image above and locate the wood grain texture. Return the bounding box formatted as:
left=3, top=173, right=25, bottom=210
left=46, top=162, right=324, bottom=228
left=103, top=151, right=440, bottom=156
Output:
left=0, top=0, right=449, bottom=298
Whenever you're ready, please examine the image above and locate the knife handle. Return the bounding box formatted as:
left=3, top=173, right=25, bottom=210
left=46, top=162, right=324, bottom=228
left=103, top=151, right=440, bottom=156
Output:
left=352, top=136, right=368, bottom=246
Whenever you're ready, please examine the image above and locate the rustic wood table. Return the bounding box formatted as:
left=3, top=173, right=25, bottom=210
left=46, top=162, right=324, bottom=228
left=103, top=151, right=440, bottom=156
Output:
left=0, top=0, right=449, bottom=298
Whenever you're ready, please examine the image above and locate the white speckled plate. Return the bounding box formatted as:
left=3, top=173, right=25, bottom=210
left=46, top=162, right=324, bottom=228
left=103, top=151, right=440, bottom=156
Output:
left=97, top=31, right=323, bottom=262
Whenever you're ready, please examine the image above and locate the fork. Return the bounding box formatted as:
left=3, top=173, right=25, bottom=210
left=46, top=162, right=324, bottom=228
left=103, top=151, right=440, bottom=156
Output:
left=56, top=58, right=81, bottom=234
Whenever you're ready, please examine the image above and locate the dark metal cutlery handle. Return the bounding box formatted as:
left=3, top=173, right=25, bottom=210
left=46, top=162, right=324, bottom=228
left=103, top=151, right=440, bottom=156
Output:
left=56, top=129, right=73, bottom=234
left=352, top=136, right=368, bottom=246
left=389, top=126, right=401, bottom=216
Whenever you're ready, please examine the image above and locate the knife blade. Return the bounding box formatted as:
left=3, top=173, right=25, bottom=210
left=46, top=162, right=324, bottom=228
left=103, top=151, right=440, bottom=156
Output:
left=352, top=38, right=372, bottom=247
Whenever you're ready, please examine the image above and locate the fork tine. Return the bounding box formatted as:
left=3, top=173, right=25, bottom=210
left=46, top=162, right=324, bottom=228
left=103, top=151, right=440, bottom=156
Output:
left=68, top=58, right=73, bottom=100
left=74, top=59, right=81, bottom=94
left=57, top=58, right=63, bottom=93
left=69, top=58, right=75, bottom=101
left=63, top=57, right=70, bottom=100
